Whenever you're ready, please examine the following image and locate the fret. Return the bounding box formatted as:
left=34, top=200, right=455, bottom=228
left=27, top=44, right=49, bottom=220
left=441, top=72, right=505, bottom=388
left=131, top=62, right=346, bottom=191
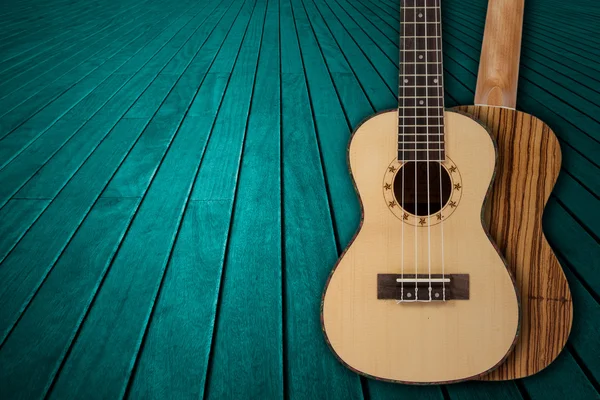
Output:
left=399, top=116, right=444, bottom=125
left=398, top=132, right=444, bottom=136
left=399, top=98, right=443, bottom=107
left=402, top=0, right=440, bottom=7
left=400, top=107, right=444, bottom=117
left=400, top=75, right=441, bottom=86
left=398, top=85, right=442, bottom=98
left=402, top=37, right=441, bottom=50
left=400, top=50, right=441, bottom=63
left=401, top=24, right=441, bottom=37
left=402, top=9, right=442, bottom=21
left=397, top=133, right=444, bottom=140
left=398, top=124, right=444, bottom=128
left=398, top=150, right=445, bottom=162
left=401, top=63, right=442, bottom=75
left=398, top=128, right=444, bottom=135
left=399, top=143, right=444, bottom=150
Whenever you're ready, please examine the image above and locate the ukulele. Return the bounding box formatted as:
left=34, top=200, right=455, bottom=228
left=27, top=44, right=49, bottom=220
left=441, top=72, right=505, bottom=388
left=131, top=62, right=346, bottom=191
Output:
left=454, top=0, right=572, bottom=380
left=321, top=0, right=519, bottom=384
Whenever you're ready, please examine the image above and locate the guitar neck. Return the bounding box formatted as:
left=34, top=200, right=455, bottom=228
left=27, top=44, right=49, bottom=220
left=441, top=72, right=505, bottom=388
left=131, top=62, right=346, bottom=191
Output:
left=398, top=0, right=445, bottom=162
left=474, top=0, right=525, bottom=108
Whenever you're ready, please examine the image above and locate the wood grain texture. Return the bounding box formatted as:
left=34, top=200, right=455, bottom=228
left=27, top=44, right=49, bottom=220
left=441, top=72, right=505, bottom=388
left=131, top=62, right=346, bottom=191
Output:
left=322, top=110, right=519, bottom=384
left=474, top=0, right=524, bottom=108
left=0, top=197, right=139, bottom=399
left=455, top=105, right=573, bottom=380
left=0, top=0, right=598, bottom=398
left=281, top=0, right=364, bottom=398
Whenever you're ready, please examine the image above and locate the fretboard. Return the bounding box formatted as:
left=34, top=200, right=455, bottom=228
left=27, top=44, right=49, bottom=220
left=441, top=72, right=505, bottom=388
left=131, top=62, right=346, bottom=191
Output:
left=398, top=0, right=445, bottom=162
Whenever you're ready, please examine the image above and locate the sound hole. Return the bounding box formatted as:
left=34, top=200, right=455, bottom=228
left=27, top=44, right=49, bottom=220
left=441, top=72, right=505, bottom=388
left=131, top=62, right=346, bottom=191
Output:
left=393, top=162, right=452, bottom=216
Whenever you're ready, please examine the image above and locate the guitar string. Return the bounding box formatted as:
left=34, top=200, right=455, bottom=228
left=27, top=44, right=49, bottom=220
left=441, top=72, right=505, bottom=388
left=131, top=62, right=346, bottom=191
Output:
left=400, top=1, right=406, bottom=303
left=414, top=0, right=418, bottom=301
left=425, top=0, right=432, bottom=302
left=435, top=0, right=446, bottom=301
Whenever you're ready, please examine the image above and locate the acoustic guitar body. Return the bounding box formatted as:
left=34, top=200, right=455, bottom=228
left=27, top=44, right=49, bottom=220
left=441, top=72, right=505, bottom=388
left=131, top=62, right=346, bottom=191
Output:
left=322, top=110, right=519, bottom=384
left=455, top=105, right=573, bottom=380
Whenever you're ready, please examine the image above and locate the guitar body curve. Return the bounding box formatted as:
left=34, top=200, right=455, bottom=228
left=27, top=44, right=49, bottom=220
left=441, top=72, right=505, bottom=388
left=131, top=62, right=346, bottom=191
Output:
left=322, top=110, right=519, bottom=384
left=455, top=105, right=572, bottom=380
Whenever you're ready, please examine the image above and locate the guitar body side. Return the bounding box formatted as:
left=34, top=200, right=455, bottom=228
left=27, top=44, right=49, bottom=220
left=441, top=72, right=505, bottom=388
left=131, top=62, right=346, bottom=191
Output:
left=321, top=110, right=519, bottom=384
left=455, top=105, right=573, bottom=380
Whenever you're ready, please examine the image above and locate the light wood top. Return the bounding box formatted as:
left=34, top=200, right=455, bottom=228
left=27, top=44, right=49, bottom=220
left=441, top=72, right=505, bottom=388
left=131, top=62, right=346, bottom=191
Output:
left=474, top=0, right=525, bottom=108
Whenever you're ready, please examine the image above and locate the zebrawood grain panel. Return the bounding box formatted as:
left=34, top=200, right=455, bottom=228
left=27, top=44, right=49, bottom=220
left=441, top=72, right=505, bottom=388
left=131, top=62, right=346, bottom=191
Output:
left=455, top=105, right=573, bottom=380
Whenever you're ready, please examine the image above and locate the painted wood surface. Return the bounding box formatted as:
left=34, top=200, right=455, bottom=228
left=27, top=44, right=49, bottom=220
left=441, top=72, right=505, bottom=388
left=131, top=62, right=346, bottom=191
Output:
left=0, top=0, right=598, bottom=399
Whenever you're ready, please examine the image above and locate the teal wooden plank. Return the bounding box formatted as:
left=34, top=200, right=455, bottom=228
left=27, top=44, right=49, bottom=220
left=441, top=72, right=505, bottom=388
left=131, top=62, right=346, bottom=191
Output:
left=0, top=0, right=149, bottom=101
left=48, top=103, right=233, bottom=400
left=351, top=0, right=398, bottom=38
left=553, top=174, right=600, bottom=240
left=290, top=0, right=359, bottom=247
left=306, top=0, right=392, bottom=112
left=0, top=1, right=201, bottom=140
left=561, top=148, right=600, bottom=196
left=522, top=351, right=599, bottom=400
left=104, top=0, right=251, bottom=198
left=125, top=27, right=240, bottom=399
left=190, top=0, right=265, bottom=202
left=0, top=4, right=157, bottom=120
left=0, top=197, right=139, bottom=400
left=45, top=117, right=220, bottom=398
left=447, top=381, right=522, bottom=400
left=0, top=1, right=109, bottom=61
left=334, top=0, right=398, bottom=62
left=544, top=199, right=600, bottom=299
left=368, top=381, right=443, bottom=400
left=126, top=199, right=230, bottom=398
left=0, top=0, right=143, bottom=78
left=0, top=73, right=129, bottom=204
left=0, top=199, right=49, bottom=262
left=124, top=73, right=181, bottom=119
left=0, top=0, right=199, bottom=165
left=358, top=0, right=397, bottom=29
left=45, top=3, right=256, bottom=398
left=0, top=117, right=148, bottom=345
left=562, top=258, right=600, bottom=385
left=0, top=7, right=196, bottom=189
left=205, top=2, right=283, bottom=397
left=102, top=114, right=183, bottom=198
left=313, top=0, right=398, bottom=102
left=13, top=0, right=230, bottom=202
left=281, top=0, right=363, bottom=396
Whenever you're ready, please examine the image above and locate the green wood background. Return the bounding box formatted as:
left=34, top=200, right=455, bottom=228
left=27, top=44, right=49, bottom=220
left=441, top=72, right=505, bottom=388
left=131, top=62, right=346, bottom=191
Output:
left=0, top=0, right=598, bottom=398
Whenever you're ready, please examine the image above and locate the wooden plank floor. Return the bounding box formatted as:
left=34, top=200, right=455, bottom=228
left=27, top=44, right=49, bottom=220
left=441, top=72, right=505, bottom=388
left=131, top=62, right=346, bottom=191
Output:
left=0, top=0, right=598, bottom=398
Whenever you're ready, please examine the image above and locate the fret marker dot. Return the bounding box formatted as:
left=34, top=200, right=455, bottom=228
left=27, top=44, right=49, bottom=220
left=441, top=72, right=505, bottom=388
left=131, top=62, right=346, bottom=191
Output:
left=434, top=79, right=438, bottom=83
left=418, top=55, right=423, bottom=59
left=418, top=13, right=423, bottom=18
left=404, top=79, right=408, bottom=83
left=419, top=100, right=424, bottom=105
